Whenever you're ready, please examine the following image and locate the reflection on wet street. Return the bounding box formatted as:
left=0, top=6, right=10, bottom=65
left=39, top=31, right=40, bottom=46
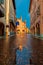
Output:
left=0, top=34, right=43, bottom=65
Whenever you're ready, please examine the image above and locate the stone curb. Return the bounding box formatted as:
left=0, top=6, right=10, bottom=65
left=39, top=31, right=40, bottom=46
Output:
left=32, top=35, right=43, bottom=40
left=0, top=34, right=15, bottom=39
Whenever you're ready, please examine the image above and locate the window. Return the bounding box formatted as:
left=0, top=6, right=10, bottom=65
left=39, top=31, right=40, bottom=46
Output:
left=36, top=5, right=40, bottom=17
left=17, top=30, right=20, bottom=31
left=0, top=0, right=4, bottom=4
left=16, top=21, right=19, bottom=26
left=22, top=30, right=25, bottom=32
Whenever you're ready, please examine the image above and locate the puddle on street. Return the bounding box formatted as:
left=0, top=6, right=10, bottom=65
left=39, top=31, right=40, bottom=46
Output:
left=16, top=46, right=32, bottom=65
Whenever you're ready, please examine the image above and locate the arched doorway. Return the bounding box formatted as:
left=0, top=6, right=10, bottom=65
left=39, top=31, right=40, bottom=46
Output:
left=36, top=23, right=40, bottom=35
left=0, top=22, right=4, bottom=36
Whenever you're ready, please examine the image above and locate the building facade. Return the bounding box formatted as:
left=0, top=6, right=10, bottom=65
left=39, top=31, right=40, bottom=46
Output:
left=16, top=18, right=26, bottom=34
left=0, top=0, right=5, bottom=36
left=16, top=17, right=30, bottom=34
left=0, top=0, right=16, bottom=36
left=30, top=0, right=43, bottom=37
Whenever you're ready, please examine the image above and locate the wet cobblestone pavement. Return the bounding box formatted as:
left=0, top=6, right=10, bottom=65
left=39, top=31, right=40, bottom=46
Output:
left=0, top=34, right=43, bottom=65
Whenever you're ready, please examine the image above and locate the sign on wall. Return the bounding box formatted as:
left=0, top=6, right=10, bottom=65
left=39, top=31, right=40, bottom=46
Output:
left=16, top=21, right=19, bottom=26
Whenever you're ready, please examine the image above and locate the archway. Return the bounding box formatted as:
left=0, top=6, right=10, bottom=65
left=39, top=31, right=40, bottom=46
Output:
left=0, top=22, right=5, bottom=36
left=36, top=23, right=40, bottom=35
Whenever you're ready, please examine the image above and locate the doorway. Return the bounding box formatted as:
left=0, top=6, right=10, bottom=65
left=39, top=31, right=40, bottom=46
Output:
left=0, top=22, right=4, bottom=36
left=36, top=23, right=40, bottom=35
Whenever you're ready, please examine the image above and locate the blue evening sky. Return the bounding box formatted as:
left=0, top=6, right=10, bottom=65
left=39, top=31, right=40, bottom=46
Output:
left=15, top=0, right=30, bottom=28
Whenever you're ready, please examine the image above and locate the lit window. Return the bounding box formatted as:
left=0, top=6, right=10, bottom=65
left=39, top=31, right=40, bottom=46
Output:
left=22, top=30, right=25, bottom=32
left=17, top=30, right=20, bottom=31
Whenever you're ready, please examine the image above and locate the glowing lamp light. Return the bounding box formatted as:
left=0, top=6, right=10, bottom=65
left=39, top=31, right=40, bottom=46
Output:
left=19, top=45, right=23, bottom=51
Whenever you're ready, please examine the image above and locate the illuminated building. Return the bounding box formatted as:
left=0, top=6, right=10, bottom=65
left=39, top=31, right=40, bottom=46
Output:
left=30, top=0, right=43, bottom=37
left=16, top=17, right=26, bottom=34
left=26, top=28, right=31, bottom=34
left=16, top=17, right=30, bottom=34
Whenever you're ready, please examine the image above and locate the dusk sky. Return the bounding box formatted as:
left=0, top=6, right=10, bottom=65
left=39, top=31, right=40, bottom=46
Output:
left=15, top=0, right=30, bottom=28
